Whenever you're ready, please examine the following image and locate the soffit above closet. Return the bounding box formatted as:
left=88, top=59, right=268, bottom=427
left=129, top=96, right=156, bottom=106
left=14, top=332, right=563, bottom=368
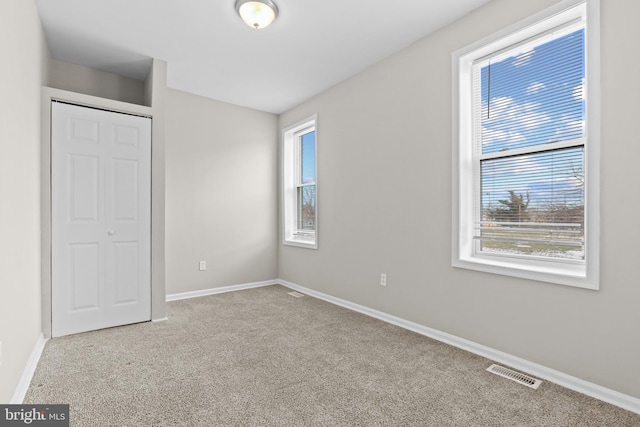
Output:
left=35, top=0, right=490, bottom=114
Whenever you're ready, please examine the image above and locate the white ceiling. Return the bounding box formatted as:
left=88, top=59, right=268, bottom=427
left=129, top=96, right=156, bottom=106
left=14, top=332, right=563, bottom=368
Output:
left=35, top=0, right=490, bottom=114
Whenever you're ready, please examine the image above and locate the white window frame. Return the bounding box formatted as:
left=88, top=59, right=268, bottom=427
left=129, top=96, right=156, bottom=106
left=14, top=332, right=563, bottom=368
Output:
left=452, top=0, right=600, bottom=289
left=283, top=115, right=318, bottom=249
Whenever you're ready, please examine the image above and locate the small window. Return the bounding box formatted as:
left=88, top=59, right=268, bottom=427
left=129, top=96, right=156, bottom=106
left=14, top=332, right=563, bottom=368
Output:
left=283, top=115, right=318, bottom=248
left=452, top=0, right=600, bottom=289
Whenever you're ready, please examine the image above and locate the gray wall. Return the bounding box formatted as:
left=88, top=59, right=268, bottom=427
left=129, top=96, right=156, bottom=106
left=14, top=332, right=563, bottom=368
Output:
left=49, top=59, right=146, bottom=106
left=147, top=60, right=168, bottom=320
left=279, top=0, right=640, bottom=400
left=165, top=89, right=279, bottom=295
left=0, top=0, right=49, bottom=402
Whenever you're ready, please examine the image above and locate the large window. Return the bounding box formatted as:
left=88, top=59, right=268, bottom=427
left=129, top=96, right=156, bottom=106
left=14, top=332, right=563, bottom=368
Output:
left=283, top=115, right=317, bottom=248
left=452, top=0, right=600, bottom=289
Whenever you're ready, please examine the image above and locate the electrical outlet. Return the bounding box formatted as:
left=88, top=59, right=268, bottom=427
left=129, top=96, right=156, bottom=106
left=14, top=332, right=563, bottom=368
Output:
left=199, top=261, right=206, bottom=271
left=380, top=273, right=387, bottom=286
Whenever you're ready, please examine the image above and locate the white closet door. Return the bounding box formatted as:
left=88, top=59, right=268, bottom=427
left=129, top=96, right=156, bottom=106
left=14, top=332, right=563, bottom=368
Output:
left=51, top=102, right=151, bottom=337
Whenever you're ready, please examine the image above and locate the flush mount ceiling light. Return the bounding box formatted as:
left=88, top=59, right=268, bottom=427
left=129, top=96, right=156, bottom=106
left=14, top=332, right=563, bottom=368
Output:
left=235, top=0, right=279, bottom=29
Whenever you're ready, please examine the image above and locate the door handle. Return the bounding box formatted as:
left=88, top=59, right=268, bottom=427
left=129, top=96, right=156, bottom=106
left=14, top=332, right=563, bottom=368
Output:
left=107, top=230, right=115, bottom=236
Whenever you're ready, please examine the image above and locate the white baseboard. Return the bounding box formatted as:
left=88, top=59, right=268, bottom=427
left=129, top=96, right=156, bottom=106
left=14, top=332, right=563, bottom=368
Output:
left=166, top=279, right=278, bottom=302
left=11, top=334, right=47, bottom=404
left=277, top=279, right=640, bottom=416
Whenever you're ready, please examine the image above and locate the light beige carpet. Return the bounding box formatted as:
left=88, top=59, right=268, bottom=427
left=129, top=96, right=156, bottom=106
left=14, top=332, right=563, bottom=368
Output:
left=24, top=285, right=640, bottom=426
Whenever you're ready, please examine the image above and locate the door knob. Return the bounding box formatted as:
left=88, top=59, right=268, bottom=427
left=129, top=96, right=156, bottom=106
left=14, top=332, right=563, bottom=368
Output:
left=107, top=230, right=115, bottom=235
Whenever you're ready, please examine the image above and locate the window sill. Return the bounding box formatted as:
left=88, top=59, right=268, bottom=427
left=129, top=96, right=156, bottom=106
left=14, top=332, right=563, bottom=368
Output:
left=284, top=237, right=317, bottom=250
left=453, top=253, right=597, bottom=290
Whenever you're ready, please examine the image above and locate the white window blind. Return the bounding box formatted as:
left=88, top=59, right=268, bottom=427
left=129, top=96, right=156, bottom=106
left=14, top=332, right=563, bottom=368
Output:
left=473, top=25, right=586, bottom=261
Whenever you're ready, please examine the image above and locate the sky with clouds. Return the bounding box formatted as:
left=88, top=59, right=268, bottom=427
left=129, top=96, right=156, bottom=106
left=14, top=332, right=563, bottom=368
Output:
left=478, top=28, right=585, bottom=213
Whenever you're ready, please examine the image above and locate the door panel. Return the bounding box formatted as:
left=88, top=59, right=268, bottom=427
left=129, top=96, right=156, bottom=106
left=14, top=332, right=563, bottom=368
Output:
left=69, top=243, right=100, bottom=311
left=114, top=125, right=140, bottom=148
left=69, top=154, right=100, bottom=221
left=113, top=242, right=139, bottom=304
left=113, top=159, right=139, bottom=221
left=70, top=117, right=99, bottom=144
left=52, top=102, right=151, bottom=337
